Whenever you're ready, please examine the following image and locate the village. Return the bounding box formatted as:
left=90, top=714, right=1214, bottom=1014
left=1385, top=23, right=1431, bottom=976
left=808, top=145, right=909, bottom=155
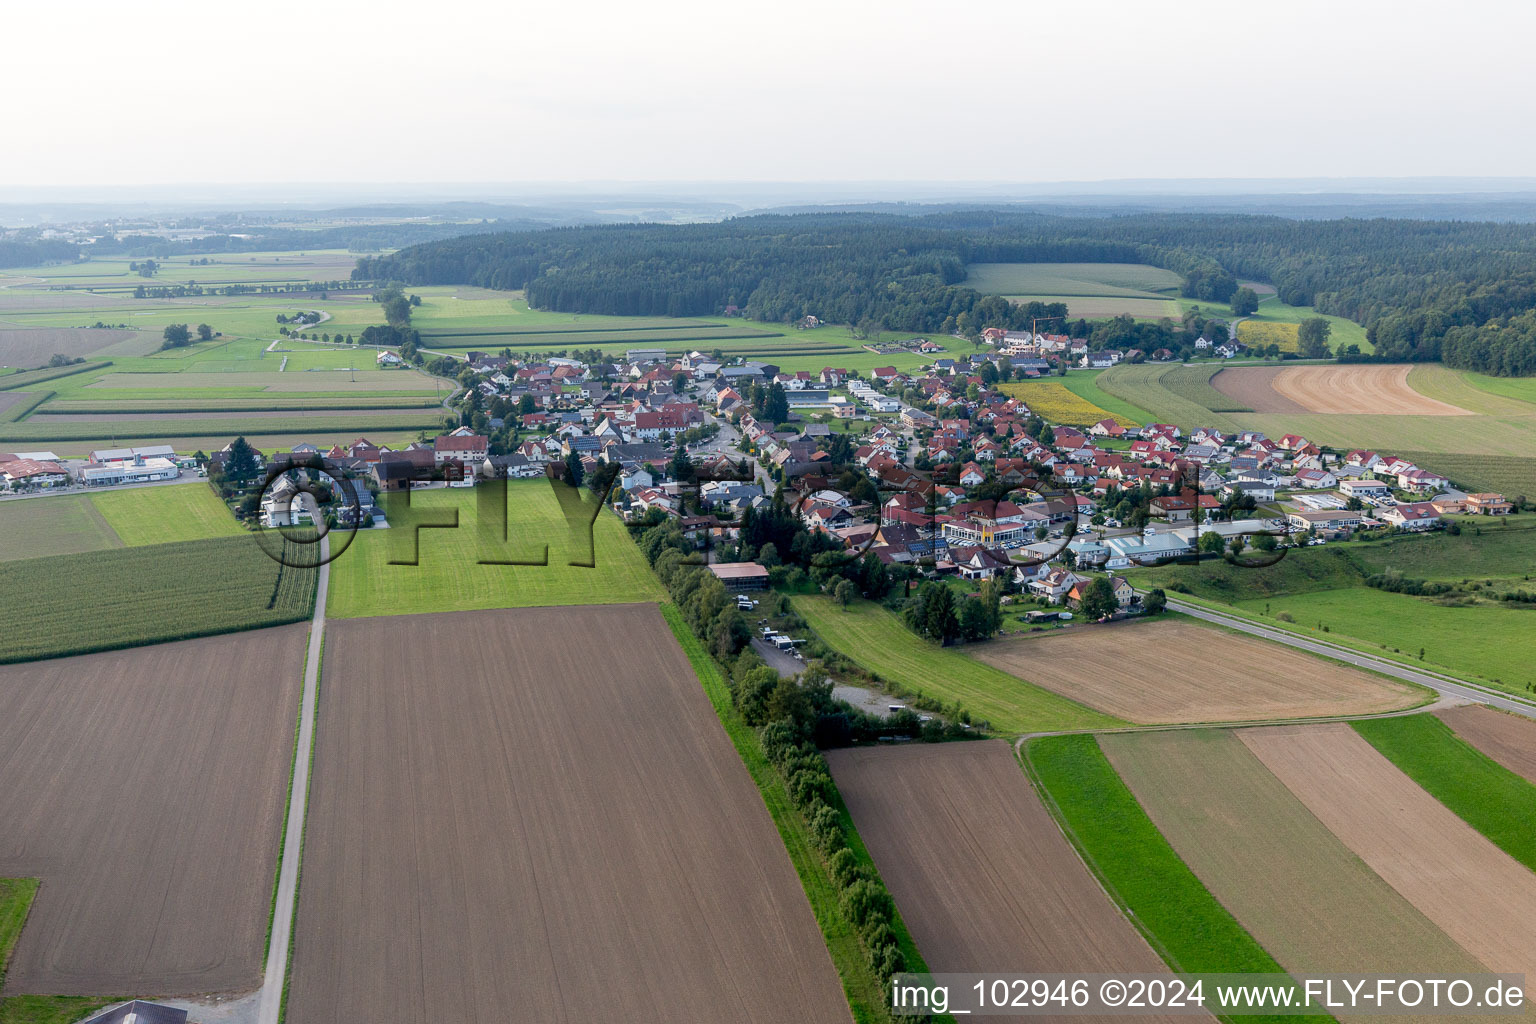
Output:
left=2, top=331, right=1516, bottom=630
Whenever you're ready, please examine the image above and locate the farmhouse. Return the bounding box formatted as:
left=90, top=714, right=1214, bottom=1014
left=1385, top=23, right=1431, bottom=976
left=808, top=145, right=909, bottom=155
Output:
left=0, top=456, right=70, bottom=490
left=433, top=433, right=489, bottom=468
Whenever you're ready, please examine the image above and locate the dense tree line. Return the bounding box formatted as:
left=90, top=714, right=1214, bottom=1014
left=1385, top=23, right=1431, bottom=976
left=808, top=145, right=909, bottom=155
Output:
left=0, top=238, right=80, bottom=268
left=356, top=209, right=1536, bottom=375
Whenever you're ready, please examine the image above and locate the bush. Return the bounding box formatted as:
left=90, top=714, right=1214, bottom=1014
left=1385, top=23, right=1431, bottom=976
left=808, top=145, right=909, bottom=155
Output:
left=809, top=803, right=844, bottom=854
left=827, top=847, right=863, bottom=888
left=839, top=878, right=894, bottom=931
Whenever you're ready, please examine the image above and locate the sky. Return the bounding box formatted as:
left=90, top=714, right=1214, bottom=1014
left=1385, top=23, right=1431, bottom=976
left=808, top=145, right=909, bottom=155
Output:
left=7, top=0, right=1536, bottom=189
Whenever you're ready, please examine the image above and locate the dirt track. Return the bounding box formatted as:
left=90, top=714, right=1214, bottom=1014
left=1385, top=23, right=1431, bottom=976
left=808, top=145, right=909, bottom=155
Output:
left=971, top=619, right=1422, bottom=724
left=0, top=627, right=306, bottom=996
left=1101, top=729, right=1486, bottom=1007
left=1436, top=705, right=1536, bottom=783
left=286, top=604, right=846, bottom=1024
left=1242, top=723, right=1536, bottom=981
left=1213, top=365, right=1472, bottom=415
left=828, top=741, right=1191, bottom=1024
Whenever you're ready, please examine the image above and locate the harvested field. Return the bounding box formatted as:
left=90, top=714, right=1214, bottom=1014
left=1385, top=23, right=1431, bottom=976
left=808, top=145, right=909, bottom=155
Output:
left=970, top=619, right=1423, bottom=724
left=1101, top=730, right=1487, bottom=986
left=0, top=328, right=136, bottom=368
left=0, top=493, right=123, bottom=560
left=1436, top=705, right=1536, bottom=784
left=1214, top=365, right=1472, bottom=416
left=0, top=627, right=306, bottom=995
left=287, top=605, right=847, bottom=1024
left=1242, top=723, right=1536, bottom=980
left=827, top=741, right=1188, bottom=1023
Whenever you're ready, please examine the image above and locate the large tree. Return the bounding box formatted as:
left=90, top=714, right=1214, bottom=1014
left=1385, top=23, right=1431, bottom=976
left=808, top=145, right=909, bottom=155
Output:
left=1076, top=576, right=1119, bottom=621
left=1298, top=317, right=1333, bottom=359
left=1230, top=287, right=1260, bottom=317
left=161, top=323, right=191, bottom=349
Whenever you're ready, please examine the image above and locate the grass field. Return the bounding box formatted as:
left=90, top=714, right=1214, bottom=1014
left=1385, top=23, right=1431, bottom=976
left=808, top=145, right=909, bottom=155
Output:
left=997, top=379, right=1138, bottom=429
left=664, top=605, right=930, bottom=1024
left=792, top=596, right=1120, bottom=734
left=0, top=495, right=124, bottom=561
left=87, top=482, right=244, bottom=546
left=1237, top=588, right=1536, bottom=694
left=1057, top=369, right=1154, bottom=424
left=0, top=535, right=316, bottom=663
left=1128, top=523, right=1536, bottom=693
left=0, top=484, right=243, bottom=560
left=1352, top=714, right=1536, bottom=873
left=1235, top=320, right=1299, bottom=353
left=326, top=481, right=664, bottom=618
left=1025, top=735, right=1324, bottom=1023
left=1190, top=293, right=1371, bottom=354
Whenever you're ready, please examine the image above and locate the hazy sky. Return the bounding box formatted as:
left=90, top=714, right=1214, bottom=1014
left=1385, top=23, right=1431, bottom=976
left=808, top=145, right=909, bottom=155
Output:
left=7, top=0, right=1535, bottom=188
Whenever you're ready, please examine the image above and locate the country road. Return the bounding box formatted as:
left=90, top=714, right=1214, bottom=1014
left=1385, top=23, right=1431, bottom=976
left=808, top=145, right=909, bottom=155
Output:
left=257, top=497, right=329, bottom=1024
left=1164, top=596, right=1536, bottom=721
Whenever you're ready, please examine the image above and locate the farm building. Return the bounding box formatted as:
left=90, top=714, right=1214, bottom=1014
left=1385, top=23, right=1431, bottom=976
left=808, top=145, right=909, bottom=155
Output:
left=708, top=562, right=769, bottom=590
left=79, top=1002, right=187, bottom=1024
left=80, top=456, right=180, bottom=486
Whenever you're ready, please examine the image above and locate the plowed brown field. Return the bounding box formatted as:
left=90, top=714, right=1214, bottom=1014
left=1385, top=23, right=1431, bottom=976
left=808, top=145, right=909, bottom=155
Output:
left=1213, top=365, right=1472, bottom=415
left=970, top=620, right=1422, bottom=724
left=827, top=741, right=1191, bottom=1024
left=1101, top=730, right=1486, bottom=998
left=1436, top=705, right=1536, bottom=784
left=1242, top=723, right=1536, bottom=981
left=0, top=627, right=306, bottom=996
left=286, top=604, right=847, bottom=1024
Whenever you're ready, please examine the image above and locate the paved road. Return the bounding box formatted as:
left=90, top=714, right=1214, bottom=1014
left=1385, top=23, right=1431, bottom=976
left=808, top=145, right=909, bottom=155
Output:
left=257, top=498, right=329, bottom=1024
left=1165, top=595, right=1536, bottom=721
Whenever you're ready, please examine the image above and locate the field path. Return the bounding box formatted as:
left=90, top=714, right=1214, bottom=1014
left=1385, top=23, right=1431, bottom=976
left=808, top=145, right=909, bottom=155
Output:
left=257, top=500, right=328, bottom=1024
left=1241, top=723, right=1536, bottom=980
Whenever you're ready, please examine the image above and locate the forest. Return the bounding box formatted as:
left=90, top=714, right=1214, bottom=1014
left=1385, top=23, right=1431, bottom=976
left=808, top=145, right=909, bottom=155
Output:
left=355, top=210, right=1536, bottom=376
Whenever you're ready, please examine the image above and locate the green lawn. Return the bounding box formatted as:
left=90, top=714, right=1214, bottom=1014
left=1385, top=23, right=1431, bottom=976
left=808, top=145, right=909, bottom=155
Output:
left=662, top=605, right=936, bottom=1024
left=793, top=595, right=1121, bottom=734
left=89, top=482, right=244, bottom=547
left=327, top=481, right=664, bottom=618
left=964, top=262, right=1185, bottom=298
left=0, top=878, right=115, bottom=1024
left=1025, top=736, right=1325, bottom=1024
left=1235, top=588, right=1535, bottom=694
left=1059, top=369, right=1155, bottom=424
left=0, top=494, right=124, bottom=561
left=1353, top=715, right=1536, bottom=872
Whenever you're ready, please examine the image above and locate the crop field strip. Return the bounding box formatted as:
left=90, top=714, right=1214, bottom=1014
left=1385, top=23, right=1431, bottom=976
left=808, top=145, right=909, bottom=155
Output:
left=0, top=411, right=448, bottom=443
left=1214, top=365, right=1473, bottom=416
left=1350, top=714, right=1536, bottom=872
left=1241, top=723, right=1536, bottom=983
left=969, top=618, right=1424, bottom=724
left=326, top=482, right=665, bottom=618
left=1435, top=705, right=1536, bottom=783
left=1096, top=364, right=1246, bottom=427
left=0, top=534, right=317, bottom=662
left=0, top=328, right=140, bottom=368
left=1100, top=729, right=1490, bottom=1015
left=998, top=379, right=1138, bottom=429
left=792, top=596, right=1120, bottom=734
left=828, top=741, right=1195, bottom=1022
left=0, top=628, right=306, bottom=996
left=1026, top=735, right=1329, bottom=1024
left=287, top=605, right=849, bottom=1024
